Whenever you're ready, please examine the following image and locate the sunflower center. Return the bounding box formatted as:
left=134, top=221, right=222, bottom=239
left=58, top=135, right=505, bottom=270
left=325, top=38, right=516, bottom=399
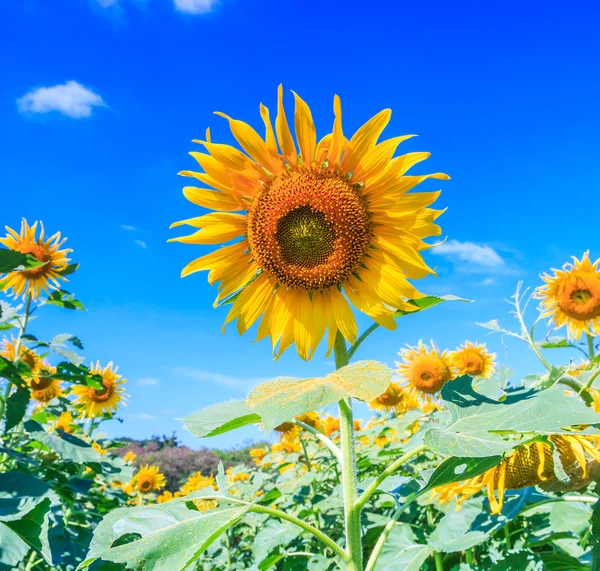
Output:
left=247, top=169, right=371, bottom=290
left=462, top=351, right=485, bottom=375
left=138, top=478, right=153, bottom=492
left=88, top=380, right=114, bottom=402
left=377, top=391, right=402, bottom=406
left=17, top=243, right=52, bottom=279
left=31, top=376, right=54, bottom=391
left=557, top=275, right=600, bottom=320
left=409, top=355, right=452, bottom=394
left=274, top=422, right=294, bottom=433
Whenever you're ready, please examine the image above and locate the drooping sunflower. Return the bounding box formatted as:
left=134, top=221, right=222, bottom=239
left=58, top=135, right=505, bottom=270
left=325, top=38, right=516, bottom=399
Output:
left=0, top=337, right=42, bottom=373
left=369, top=381, right=414, bottom=414
left=396, top=340, right=454, bottom=410
left=131, top=465, right=166, bottom=494
left=450, top=341, right=496, bottom=378
left=536, top=252, right=600, bottom=340
left=29, top=364, right=63, bottom=403
left=170, top=86, right=447, bottom=360
left=433, top=434, right=600, bottom=514
left=71, top=361, right=127, bottom=418
left=295, top=411, right=322, bottom=431
left=0, top=219, right=71, bottom=300
left=53, top=411, right=75, bottom=433
left=273, top=421, right=302, bottom=441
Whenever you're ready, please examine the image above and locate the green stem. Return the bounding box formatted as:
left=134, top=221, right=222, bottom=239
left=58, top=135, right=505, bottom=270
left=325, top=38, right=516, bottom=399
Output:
left=465, top=548, right=474, bottom=565
left=348, top=322, right=380, bottom=360
left=335, top=331, right=362, bottom=571
left=250, top=504, right=348, bottom=562
left=434, top=551, right=444, bottom=571
left=292, top=419, right=342, bottom=461
left=580, top=368, right=600, bottom=396
left=356, top=444, right=427, bottom=511
left=503, top=524, right=512, bottom=550
left=588, top=333, right=596, bottom=360
left=299, top=435, right=312, bottom=473
left=558, top=377, right=593, bottom=405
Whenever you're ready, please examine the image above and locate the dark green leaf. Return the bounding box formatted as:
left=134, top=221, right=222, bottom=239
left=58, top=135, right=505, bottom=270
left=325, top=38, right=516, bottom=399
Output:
left=56, top=263, right=80, bottom=277
left=3, top=499, right=53, bottom=564
left=253, top=519, right=301, bottom=565
left=0, top=523, right=30, bottom=569
left=539, top=552, right=590, bottom=570
left=589, top=500, right=600, bottom=570
left=421, top=455, right=502, bottom=494
left=0, top=472, right=52, bottom=521
left=44, top=290, right=84, bottom=310
left=180, top=399, right=261, bottom=439
left=0, top=250, right=46, bottom=273
left=4, top=385, right=30, bottom=432
left=537, top=337, right=574, bottom=350
left=24, top=421, right=101, bottom=463
left=374, top=523, right=433, bottom=570
left=0, top=357, right=25, bottom=387
left=394, top=294, right=471, bottom=318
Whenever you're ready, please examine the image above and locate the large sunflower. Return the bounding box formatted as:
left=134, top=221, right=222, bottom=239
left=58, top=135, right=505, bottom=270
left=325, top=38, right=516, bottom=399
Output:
left=396, top=340, right=454, bottom=410
left=450, top=341, right=496, bottom=378
left=71, top=361, right=127, bottom=418
left=0, top=337, right=42, bottom=373
left=433, top=434, right=600, bottom=514
left=536, top=252, right=600, bottom=340
left=0, top=219, right=71, bottom=300
left=170, top=86, right=447, bottom=359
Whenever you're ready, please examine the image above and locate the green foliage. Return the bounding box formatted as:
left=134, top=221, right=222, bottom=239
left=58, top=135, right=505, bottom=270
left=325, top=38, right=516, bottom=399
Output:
left=0, top=249, right=46, bottom=273
left=180, top=399, right=261, bottom=438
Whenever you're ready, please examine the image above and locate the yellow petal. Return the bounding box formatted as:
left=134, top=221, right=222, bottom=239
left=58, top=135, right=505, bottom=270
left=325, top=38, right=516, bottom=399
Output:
left=352, top=135, right=414, bottom=183
left=169, top=213, right=246, bottom=244
left=293, top=291, right=314, bottom=361
left=275, top=84, right=297, bottom=166
left=224, top=274, right=274, bottom=334
left=328, top=94, right=344, bottom=169
left=292, top=91, right=316, bottom=166
left=329, top=288, right=357, bottom=344
left=182, top=187, right=243, bottom=211
left=179, top=242, right=247, bottom=278
left=259, top=103, right=283, bottom=174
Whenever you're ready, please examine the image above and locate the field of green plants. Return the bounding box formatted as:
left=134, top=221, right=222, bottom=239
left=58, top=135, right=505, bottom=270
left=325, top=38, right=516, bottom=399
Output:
left=2, top=88, right=600, bottom=570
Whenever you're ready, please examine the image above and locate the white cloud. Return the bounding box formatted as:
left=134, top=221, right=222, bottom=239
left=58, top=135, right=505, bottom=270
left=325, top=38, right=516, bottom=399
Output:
left=480, top=278, right=496, bottom=286
left=137, top=377, right=159, bottom=386
left=432, top=240, right=505, bottom=267
left=121, top=225, right=138, bottom=231
left=173, top=0, right=219, bottom=14
left=134, top=240, right=147, bottom=249
left=17, top=81, right=106, bottom=118
left=172, top=367, right=263, bottom=390
left=129, top=413, right=158, bottom=420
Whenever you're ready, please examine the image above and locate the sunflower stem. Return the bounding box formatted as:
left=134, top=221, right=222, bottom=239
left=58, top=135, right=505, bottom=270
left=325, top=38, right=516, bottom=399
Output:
left=503, top=523, right=512, bottom=550
left=335, top=332, right=362, bottom=571
left=588, top=333, right=596, bottom=360
left=348, top=322, right=380, bottom=360
left=465, top=548, right=474, bottom=565
left=434, top=551, right=444, bottom=571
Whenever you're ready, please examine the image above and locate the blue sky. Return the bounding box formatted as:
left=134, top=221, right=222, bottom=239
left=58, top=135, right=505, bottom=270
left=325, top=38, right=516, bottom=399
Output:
left=1, top=0, right=599, bottom=449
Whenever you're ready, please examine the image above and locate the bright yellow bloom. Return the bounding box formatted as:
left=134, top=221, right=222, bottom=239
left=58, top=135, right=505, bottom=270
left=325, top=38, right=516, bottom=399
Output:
left=354, top=419, right=363, bottom=431
left=181, top=472, right=215, bottom=495
left=54, top=411, right=75, bottom=433
left=450, top=341, right=496, bottom=378
left=0, top=219, right=71, bottom=300
left=156, top=490, right=173, bottom=503
left=279, top=463, right=296, bottom=475
left=323, top=414, right=340, bottom=437
left=536, top=252, right=600, bottom=340
left=91, top=441, right=107, bottom=455
left=71, top=361, right=127, bottom=418
left=433, top=434, right=600, bottom=514
left=29, top=364, right=63, bottom=404
left=122, top=481, right=135, bottom=495
left=131, top=465, right=166, bottom=494
left=249, top=447, right=268, bottom=466
left=296, top=412, right=322, bottom=432
left=369, top=382, right=413, bottom=414
left=271, top=440, right=301, bottom=454
left=396, top=340, right=454, bottom=410
left=273, top=421, right=301, bottom=441
left=226, top=467, right=251, bottom=483
left=170, top=87, right=447, bottom=360
left=123, top=451, right=137, bottom=463
left=0, top=337, right=42, bottom=373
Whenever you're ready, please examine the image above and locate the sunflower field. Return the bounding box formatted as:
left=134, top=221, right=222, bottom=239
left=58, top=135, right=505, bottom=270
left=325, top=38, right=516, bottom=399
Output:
left=2, top=88, right=600, bottom=571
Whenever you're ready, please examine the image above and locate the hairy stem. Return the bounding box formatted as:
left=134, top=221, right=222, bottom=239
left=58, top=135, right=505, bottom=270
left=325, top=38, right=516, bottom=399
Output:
left=588, top=333, right=596, bottom=360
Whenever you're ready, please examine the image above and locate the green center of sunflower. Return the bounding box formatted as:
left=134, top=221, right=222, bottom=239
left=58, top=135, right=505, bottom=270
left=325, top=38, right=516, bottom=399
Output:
left=571, top=289, right=592, bottom=304
left=276, top=206, right=335, bottom=269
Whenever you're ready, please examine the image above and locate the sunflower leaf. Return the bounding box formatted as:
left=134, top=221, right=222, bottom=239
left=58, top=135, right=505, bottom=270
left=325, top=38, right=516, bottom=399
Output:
left=43, top=290, right=85, bottom=311
left=179, top=399, right=261, bottom=439
left=424, top=375, right=600, bottom=457
left=246, top=360, right=391, bottom=432
left=0, top=250, right=47, bottom=273
left=4, top=385, right=30, bottom=432
left=394, top=294, right=471, bottom=318
left=24, top=421, right=101, bottom=463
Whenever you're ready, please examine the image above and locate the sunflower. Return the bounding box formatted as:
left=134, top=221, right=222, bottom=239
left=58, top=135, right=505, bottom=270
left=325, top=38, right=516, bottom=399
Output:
left=131, top=465, right=166, bottom=494
left=123, top=451, right=137, bottom=463
left=226, top=467, right=251, bottom=483
left=369, top=381, right=413, bottom=414
left=249, top=447, right=268, bottom=466
left=170, top=86, right=447, bottom=360
left=450, top=341, right=496, bottom=378
left=396, top=340, right=454, bottom=410
left=433, top=434, right=600, bottom=514
left=53, top=411, right=75, bottom=433
left=181, top=472, right=215, bottom=495
left=0, top=219, right=71, bottom=300
left=273, top=421, right=301, bottom=441
left=296, top=411, right=322, bottom=431
left=156, top=490, right=173, bottom=503
left=91, top=441, right=107, bottom=455
left=536, top=252, right=600, bottom=340
left=71, top=361, right=127, bottom=418
left=29, top=364, right=63, bottom=404
left=0, top=337, right=42, bottom=373
left=323, top=414, right=341, bottom=437
left=271, top=440, right=301, bottom=454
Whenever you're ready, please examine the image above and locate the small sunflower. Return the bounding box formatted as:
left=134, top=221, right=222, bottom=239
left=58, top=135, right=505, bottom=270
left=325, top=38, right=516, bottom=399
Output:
left=0, top=219, right=71, bottom=300
left=249, top=447, right=268, bottom=466
left=226, top=467, right=251, bottom=483
left=123, top=451, right=137, bottom=463
left=369, top=382, right=413, bottom=414
left=450, top=341, right=496, bottom=378
left=323, top=414, right=341, bottom=437
left=396, top=340, right=454, bottom=410
left=156, top=490, right=173, bottom=503
left=296, top=411, right=322, bottom=431
left=0, top=337, right=42, bottom=373
left=433, top=434, right=600, bottom=514
left=271, top=440, right=301, bottom=454
left=536, top=252, right=600, bottom=340
left=181, top=472, right=215, bottom=495
left=53, top=411, right=75, bottom=433
left=170, top=86, right=447, bottom=360
left=91, top=441, right=107, bottom=455
left=273, top=421, right=301, bottom=441
left=29, top=365, right=63, bottom=404
left=71, top=361, right=127, bottom=418
left=132, top=465, right=166, bottom=494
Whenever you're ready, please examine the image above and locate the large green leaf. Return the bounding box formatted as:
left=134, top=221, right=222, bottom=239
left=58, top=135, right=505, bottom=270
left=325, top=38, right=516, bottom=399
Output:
left=3, top=499, right=53, bottom=564
left=247, top=360, right=391, bottom=431
left=4, top=385, right=30, bottom=431
left=0, top=250, right=46, bottom=273
left=43, top=290, right=84, bottom=310
left=179, top=399, right=261, bottom=439
left=0, top=523, right=30, bottom=569
left=253, top=519, right=302, bottom=564
left=374, top=523, right=433, bottom=570
left=424, top=376, right=600, bottom=457
left=24, top=421, right=101, bottom=463
left=81, top=502, right=249, bottom=571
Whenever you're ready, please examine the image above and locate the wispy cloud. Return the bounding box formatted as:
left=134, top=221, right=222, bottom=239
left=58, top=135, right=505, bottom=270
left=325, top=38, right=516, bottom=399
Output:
left=129, top=413, right=158, bottom=420
left=137, top=377, right=159, bottom=386
left=172, top=367, right=263, bottom=390
left=479, top=277, right=496, bottom=286
left=121, top=225, right=138, bottom=231
left=17, top=81, right=105, bottom=118
left=173, top=0, right=219, bottom=14
left=432, top=240, right=505, bottom=267
left=134, top=240, right=147, bottom=249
